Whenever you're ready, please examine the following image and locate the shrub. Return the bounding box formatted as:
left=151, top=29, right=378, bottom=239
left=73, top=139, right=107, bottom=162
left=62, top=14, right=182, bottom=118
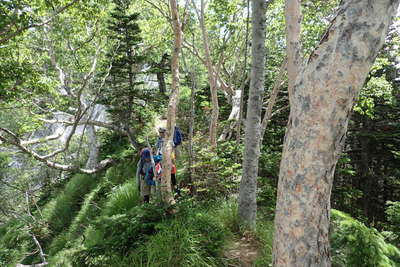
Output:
left=385, top=201, right=400, bottom=246
left=189, top=140, right=242, bottom=199
left=330, top=209, right=400, bottom=267
left=0, top=219, right=32, bottom=266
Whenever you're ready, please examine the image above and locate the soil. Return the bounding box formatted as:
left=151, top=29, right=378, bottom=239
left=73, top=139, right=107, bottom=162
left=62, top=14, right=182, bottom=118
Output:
left=224, top=231, right=261, bottom=267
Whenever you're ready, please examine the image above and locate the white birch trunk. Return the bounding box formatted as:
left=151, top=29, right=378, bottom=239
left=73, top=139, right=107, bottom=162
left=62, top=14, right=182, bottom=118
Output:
left=198, top=0, right=219, bottom=148
left=273, top=1, right=400, bottom=266
left=218, top=89, right=241, bottom=141
left=285, top=0, right=302, bottom=105
left=161, top=0, right=183, bottom=205
left=237, top=0, right=267, bottom=228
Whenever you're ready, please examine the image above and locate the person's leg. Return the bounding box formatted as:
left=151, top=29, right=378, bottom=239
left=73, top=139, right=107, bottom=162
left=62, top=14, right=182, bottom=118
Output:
left=171, top=173, right=176, bottom=187
left=171, top=174, right=181, bottom=196
left=140, top=178, right=151, bottom=203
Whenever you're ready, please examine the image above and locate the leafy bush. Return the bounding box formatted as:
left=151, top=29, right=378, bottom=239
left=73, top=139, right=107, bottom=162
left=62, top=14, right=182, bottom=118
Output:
left=0, top=219, right=34, bottom=266
left=189, top=139, right=242, bottom=199
left=385, top=201, right=400, bottom=246
left=257, top=177, right=277, bottom=220
left=48, top=180, right=113, bottom=255
left=330, top=209, right=400, bottom=267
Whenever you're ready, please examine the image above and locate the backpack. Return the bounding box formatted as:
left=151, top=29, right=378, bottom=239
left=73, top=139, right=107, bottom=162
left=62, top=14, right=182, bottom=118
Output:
left=173, top=126, right=182, bottom=146
left=155, top=162, right=162, bottom=181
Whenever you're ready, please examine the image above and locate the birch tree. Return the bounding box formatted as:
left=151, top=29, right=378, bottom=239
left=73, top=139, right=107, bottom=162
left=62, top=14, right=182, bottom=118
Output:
left=285, top=0, right=302, bottom=105
left=272, top=1, right=400, bottom=266
left=237, top=0, right=267, bottom=228
left=191, top=0, right=219, bottom=148
left=160, top=0, right=183, bottom=204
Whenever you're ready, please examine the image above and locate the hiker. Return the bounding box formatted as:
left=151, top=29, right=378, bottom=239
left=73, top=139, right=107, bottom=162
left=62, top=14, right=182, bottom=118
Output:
left=154, top=154, right=180, bottom=196
left=155, top=126, right=182, bottom=156
left=155, top=127, right=166, bottom=155
left=136, top=148, right=155, bottom=203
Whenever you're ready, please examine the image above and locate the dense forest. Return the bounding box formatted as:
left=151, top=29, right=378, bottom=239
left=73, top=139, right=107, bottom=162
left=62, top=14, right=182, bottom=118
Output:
left=0, top=0, right=399, bottom=266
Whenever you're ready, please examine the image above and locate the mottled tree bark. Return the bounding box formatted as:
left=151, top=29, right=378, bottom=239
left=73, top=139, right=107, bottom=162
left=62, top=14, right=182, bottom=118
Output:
left=161, top=0, right=182, bottom=205
left=285, top=0, right=302, bottom=105
left=273, top=1, right=400, bottom=266
left=237, top=0, right=267, bottom=228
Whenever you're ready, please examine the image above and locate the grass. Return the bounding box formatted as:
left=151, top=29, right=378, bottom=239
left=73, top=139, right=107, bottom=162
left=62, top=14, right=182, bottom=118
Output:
left=103, top=178, right=140, bottom=216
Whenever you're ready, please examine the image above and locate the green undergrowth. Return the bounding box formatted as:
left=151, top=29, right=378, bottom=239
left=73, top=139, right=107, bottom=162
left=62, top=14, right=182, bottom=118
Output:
left=2, top=160, right=398, bottom=266
left=0, top=218, right=33, bottom=266
left=331, top=209, right=400, bottom=267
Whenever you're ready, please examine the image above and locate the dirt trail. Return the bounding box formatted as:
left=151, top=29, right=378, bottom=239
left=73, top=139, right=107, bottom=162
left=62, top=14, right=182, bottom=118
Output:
left=224, top=232, right=260, bottom=267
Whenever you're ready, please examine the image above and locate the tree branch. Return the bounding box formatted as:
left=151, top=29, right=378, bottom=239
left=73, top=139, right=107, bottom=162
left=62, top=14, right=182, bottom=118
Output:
left=25, top=191, right=47, bottom=265
left=260, top=58, right=287, bottom=141
left=21, top=130, right=65, bottom=145
left=0, top=127, right=114, bottom=174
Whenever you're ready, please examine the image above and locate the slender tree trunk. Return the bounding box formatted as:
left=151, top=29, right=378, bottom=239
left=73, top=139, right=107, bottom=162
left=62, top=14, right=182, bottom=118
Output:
left=194, top=0, right=219, bottom=148
left=237, top=0, right=267, bottom=228
left=272, top=1, right=400, bottom=266
left=85, top=124, right=99, bottom=169
left=285, top=0, right=302, bottom=105
left=236, top=0, right=250, bottom=143
left=161, top=0, right=182, bottom=205
left=157, top=72, right=166, bottom=94
left=188, top=71, right=196, bottom=195
left=260, top=58, right=286, bottom=141
left=156, top=53, right=169, bottom=94
left=218, top=89, right=242, bottom=141
left=219, top=75, right=250, bottom=142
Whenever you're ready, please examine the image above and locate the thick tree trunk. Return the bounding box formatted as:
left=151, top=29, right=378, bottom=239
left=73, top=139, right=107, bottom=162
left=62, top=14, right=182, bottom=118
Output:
left=237, top=0, right=267, bottom=228
left=161, top=0, right=182, bottom=205
left=272, top=1, right=400, bottom=266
